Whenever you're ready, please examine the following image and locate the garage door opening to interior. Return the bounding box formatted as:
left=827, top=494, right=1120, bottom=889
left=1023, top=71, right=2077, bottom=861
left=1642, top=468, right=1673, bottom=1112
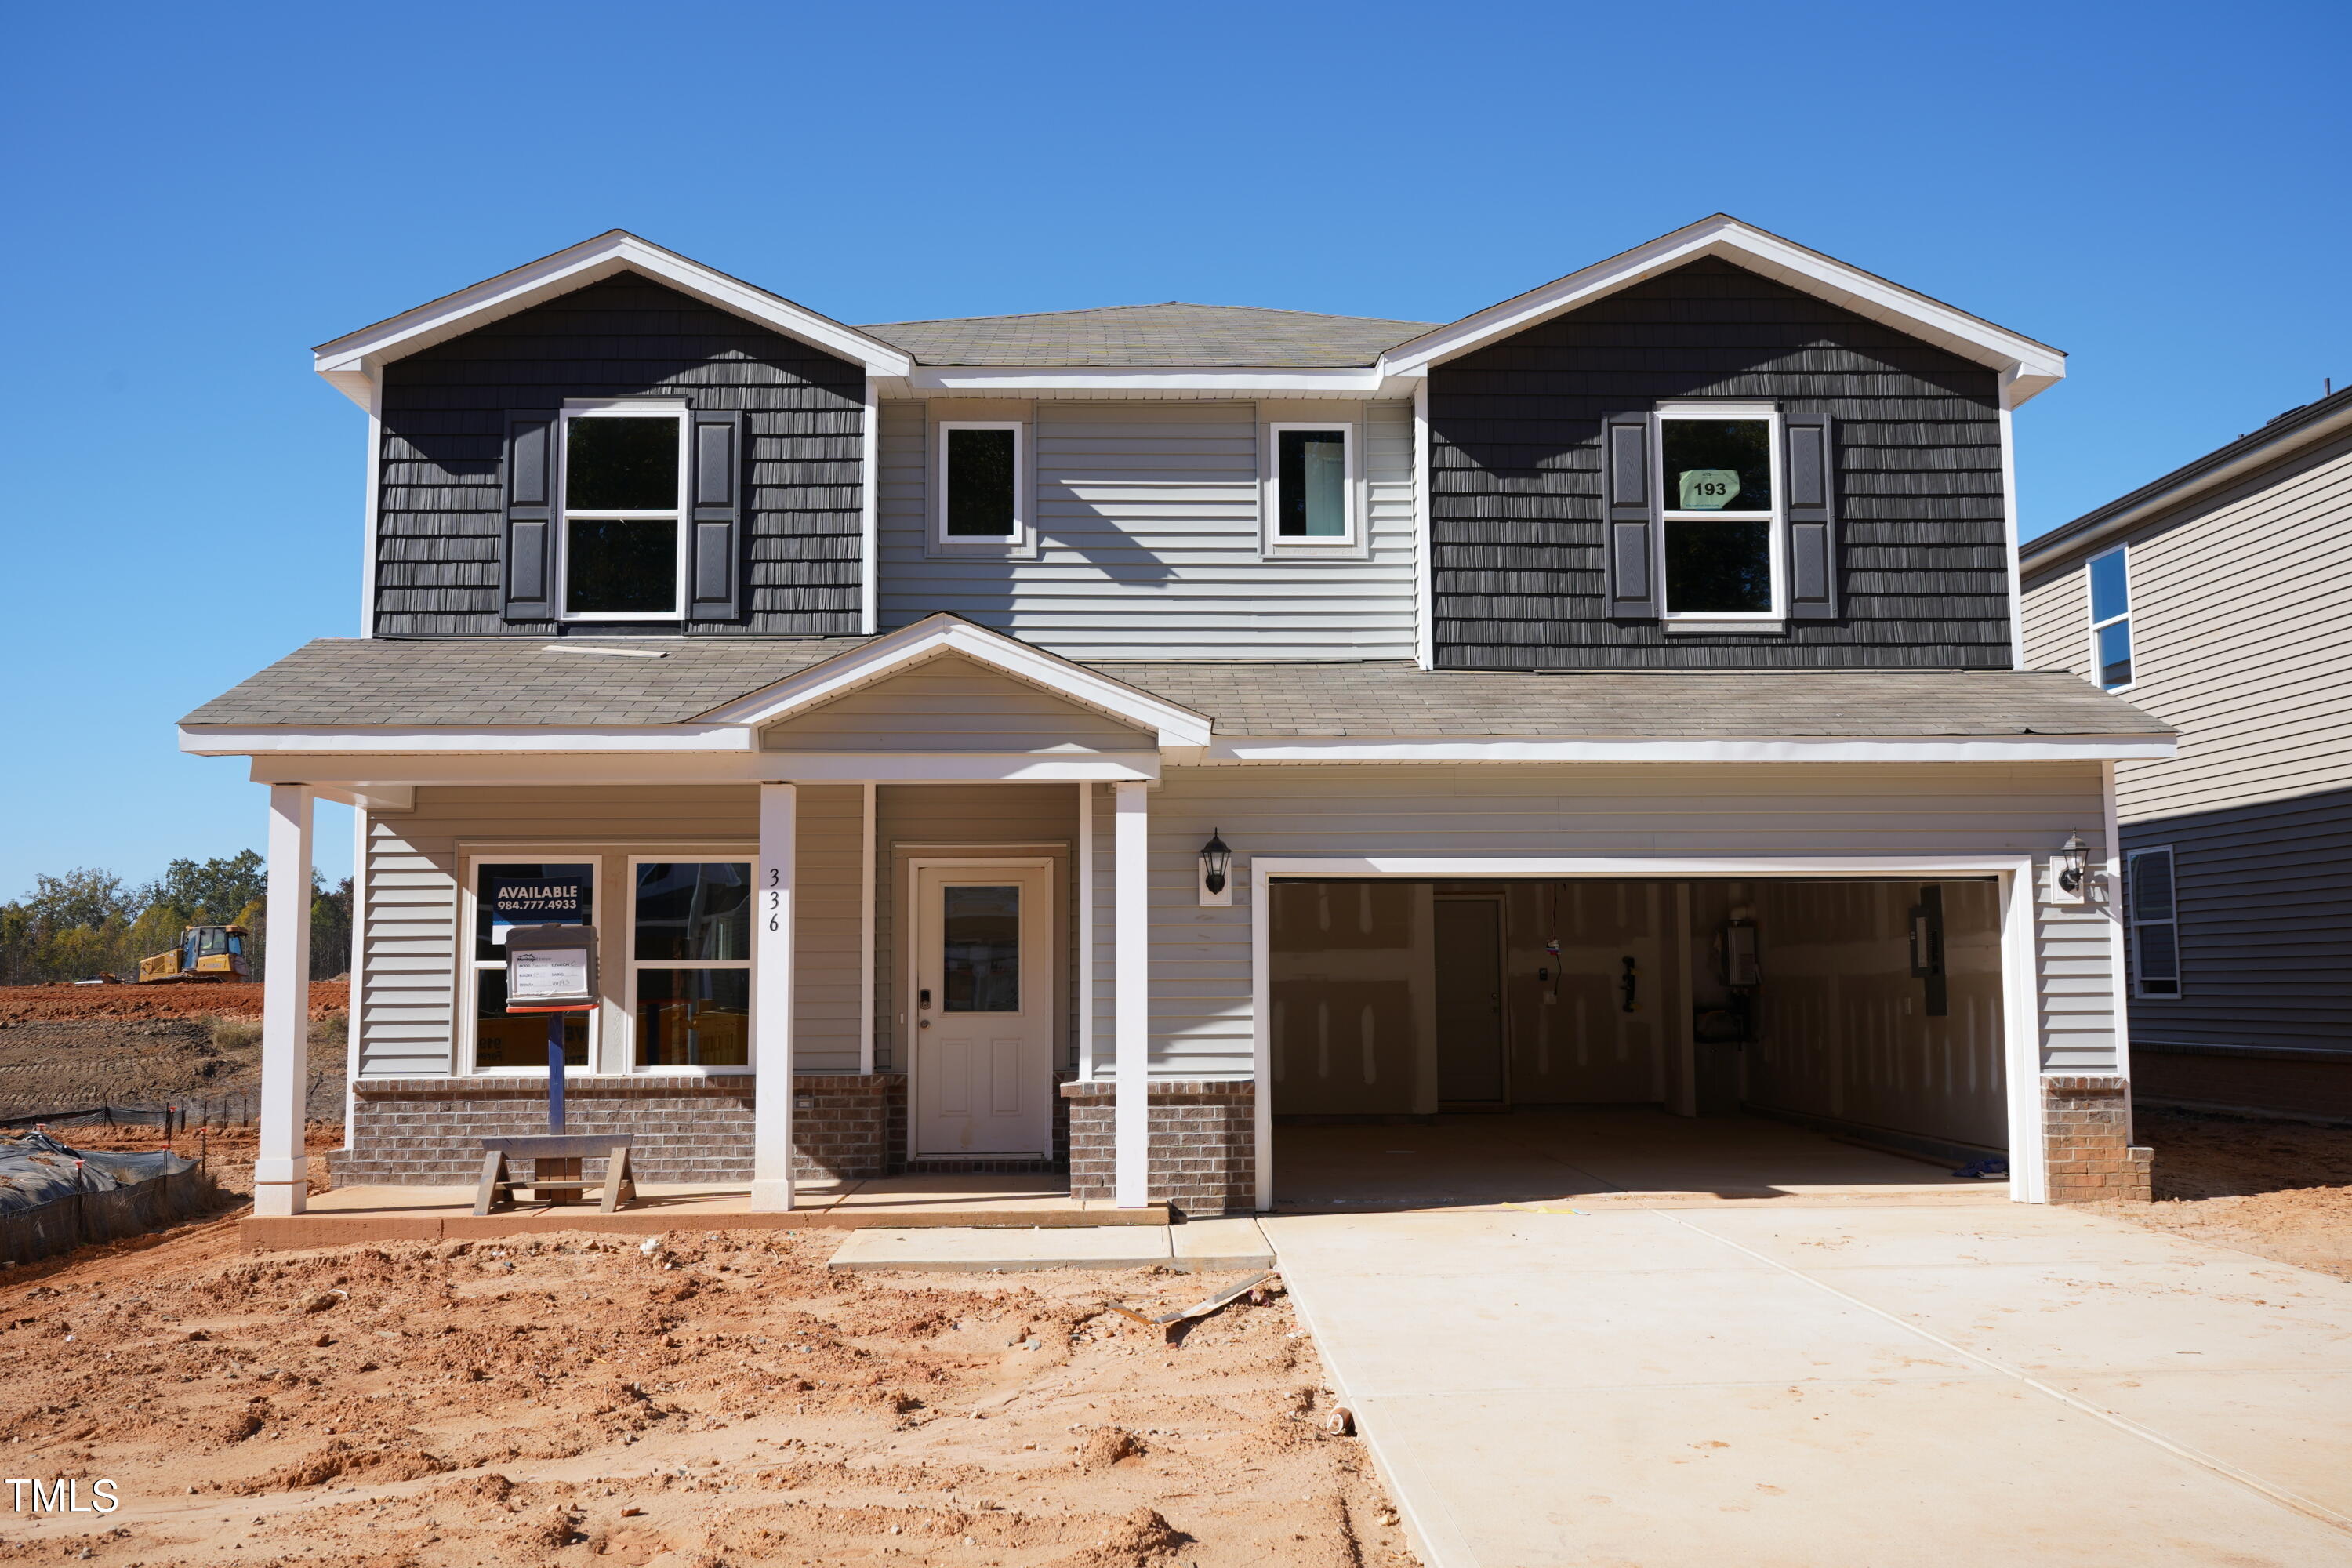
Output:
left=1269, top=877, right=2012, bottom=1209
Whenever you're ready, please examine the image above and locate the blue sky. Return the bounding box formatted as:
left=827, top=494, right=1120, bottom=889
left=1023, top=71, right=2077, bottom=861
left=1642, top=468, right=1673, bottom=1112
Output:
left=2, top=0, right=2346, bottom=899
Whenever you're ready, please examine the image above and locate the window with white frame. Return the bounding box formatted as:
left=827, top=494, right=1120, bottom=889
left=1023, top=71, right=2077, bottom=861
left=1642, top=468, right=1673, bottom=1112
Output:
left=2126, top=846, right=2180, bottom=997
left=470, top=860, right=596, bottom=1070
left=935, top=421, right=1024, bottom=547
left=630, top=860, right=752, bottom=1069
left=2088, top=545, right=2133, bottom=689
left=1658, top=407, right=1781, bottom=618
left=560, top=404, right=688, bottom=619
left=1267, top=423, right=1356, bottom=546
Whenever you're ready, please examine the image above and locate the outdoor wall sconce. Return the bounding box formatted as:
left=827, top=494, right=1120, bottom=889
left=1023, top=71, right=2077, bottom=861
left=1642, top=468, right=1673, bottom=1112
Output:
left=2056, top=831, right=2091, bottom=899
left=1197, top=829, right=1232, bottom=908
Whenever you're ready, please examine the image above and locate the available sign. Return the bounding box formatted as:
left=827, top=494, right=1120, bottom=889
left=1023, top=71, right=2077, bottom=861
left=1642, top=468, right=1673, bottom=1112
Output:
left=490, top=878, right=586, bottom=946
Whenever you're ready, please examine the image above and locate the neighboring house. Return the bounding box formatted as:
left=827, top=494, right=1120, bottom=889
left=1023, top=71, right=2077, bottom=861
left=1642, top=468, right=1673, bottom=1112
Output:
left=2021, top=387, right=2352, bottom=1123
left=182, top=216, right=2173, bottom=1218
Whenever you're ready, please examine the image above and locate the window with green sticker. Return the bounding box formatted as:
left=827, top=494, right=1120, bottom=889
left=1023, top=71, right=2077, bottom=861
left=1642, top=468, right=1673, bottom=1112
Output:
left=1661, top=415, right=1778, bottom=616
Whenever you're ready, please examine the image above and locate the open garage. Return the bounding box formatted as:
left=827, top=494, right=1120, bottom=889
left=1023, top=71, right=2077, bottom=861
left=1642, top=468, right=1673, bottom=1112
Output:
left=1266, top=877, right=2016, bottom=1207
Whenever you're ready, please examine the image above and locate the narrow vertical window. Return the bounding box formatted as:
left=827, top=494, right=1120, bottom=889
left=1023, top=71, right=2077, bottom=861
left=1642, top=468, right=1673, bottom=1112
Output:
left=561, top=407, right=685, bottom=618
left=631, top=862, right=753, bottom=1069
left=472, top=862, right=594, bottom=1069
left=2126, top=847, right=2180, bottom=998
left=1660, top=412, right=1778, bottom=616
left=938, top=422, right=1023, bottom=544
left=2088, top=545, right=2133, bottom=689
left=1272, top=426, right=1352, bottom=541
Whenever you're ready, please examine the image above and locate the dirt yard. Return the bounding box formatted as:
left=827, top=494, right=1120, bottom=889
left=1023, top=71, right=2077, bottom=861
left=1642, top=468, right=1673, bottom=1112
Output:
left=0, top=981, right=347, bottom=1025
left=0, top=1225, right=1413, bottom=1568
left=0, top=982, right=348, bottom=1124
left=2095, top=1105, right=2352, bottom=1281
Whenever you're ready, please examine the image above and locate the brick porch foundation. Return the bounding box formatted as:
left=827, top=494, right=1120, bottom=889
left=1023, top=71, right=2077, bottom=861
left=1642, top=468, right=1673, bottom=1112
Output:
left=327, top=1074, right=903, bottom=1186
left=1062, top=1079, right=1255, bottom=1217
left=2042, top=1074, right=2153, bottom=1203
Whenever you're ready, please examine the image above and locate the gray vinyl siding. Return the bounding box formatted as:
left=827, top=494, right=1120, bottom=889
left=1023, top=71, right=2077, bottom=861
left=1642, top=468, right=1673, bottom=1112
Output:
left=1088, top=760, right=2115, bottom=1081
left=2022, top=434, right=2352, bottom=1054
left=760, top=658, right=1152, bottom=753
left=354, top=785, right=864, bottom=1077
left=1431, top=256, right=2012, bottom=669
left=375, top=274, right=865, bottom=637
left=877, top=400, right=1417, bottom=659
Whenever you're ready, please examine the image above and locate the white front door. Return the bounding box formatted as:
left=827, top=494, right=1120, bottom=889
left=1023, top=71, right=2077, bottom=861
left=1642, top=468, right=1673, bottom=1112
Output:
left=911, top=862, right=1054, bottom=1157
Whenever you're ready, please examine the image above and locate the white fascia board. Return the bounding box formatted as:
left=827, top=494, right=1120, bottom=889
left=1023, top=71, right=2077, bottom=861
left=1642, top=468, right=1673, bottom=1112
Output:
left=1253, top=853, right=2036, bottom=880
left=1199, top=734, right=2176, bottom=764
left=181, top=724, right=756, bottom=755
left=311, top=232, right=912, bottom=408
left=697, top=614, right=1215, bottom=748
left=1378, top=216, right=2067, bottom=404
left=244, top=752, right=1158, bottom=788
left=905, top=365, right=1386, bottom=395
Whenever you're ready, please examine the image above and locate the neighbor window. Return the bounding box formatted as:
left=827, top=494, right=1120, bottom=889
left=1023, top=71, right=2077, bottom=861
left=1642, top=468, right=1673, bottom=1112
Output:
left=1659, top=409, right=1780, bottom=617
left=470, top=861, right=594, bottom=1070
left=630, top=861, right=752, bottom=1069
left=2089, top=545, right=2133, bottom=689
left=1269, top=424, right=1354, bottom=545
left=561, top=405, right=685, bottom=619
left=2126, top=846, right=2180, bottom=998
left=937, top=422, right=1023, bottom=545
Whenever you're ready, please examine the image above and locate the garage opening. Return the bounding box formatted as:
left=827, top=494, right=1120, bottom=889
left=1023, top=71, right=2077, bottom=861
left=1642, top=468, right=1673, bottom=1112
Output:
left=1269, top=878, right=2011, bottom=1209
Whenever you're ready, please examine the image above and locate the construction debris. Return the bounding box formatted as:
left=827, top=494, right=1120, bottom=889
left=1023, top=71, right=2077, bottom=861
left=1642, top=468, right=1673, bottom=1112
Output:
left=1109, top=1269, right=1278, bottom=1343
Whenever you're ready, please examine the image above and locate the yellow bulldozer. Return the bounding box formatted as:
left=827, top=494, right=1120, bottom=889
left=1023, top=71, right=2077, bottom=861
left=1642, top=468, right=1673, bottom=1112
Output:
left=136, top=924, right=252, bottom=983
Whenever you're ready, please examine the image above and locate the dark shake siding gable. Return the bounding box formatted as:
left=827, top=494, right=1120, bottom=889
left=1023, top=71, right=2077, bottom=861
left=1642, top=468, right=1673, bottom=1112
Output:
left=374, top=274, right=866, bottom=637
left=1429, top=257, right=2012, bottom=670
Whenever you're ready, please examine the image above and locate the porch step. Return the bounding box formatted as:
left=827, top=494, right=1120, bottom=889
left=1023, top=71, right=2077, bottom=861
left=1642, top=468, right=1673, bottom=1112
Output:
left=825, top=1218, right=1274, bottom=1273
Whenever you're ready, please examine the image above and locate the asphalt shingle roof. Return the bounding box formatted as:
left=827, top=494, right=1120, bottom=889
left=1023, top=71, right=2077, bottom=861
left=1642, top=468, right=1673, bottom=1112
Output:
left=183, top=640, right=2169, bottom=739
left=856, top=303, right=1436, bottom=368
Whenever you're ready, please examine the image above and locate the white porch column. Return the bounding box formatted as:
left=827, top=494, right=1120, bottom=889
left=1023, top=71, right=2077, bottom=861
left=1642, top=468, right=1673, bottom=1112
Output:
left=752, top=782, right=797, bottom=1211
left=1112, top=781, right=1150, bottom=1208
left=252, top=784, right=314, bottom=1217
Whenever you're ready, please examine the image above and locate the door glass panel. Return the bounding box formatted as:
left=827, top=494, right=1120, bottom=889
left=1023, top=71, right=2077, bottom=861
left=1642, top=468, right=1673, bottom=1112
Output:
left=634, top=863, right=750, bottom=959
left=942, top=884, right=1020, bottom=1012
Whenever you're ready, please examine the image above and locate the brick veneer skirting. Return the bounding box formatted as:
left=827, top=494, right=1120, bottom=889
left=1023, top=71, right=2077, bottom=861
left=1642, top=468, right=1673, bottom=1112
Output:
left=1062, top=1079, right=1254, bottom=1218
left=328, top=1074, right=903, bottom=1186
left=2043, top=1075, right=2153, bottom=1203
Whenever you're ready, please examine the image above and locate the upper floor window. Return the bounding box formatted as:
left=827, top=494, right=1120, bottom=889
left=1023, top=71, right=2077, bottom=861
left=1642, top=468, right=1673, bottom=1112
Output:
left=1658, top=408, right=1780, bottom=619
left=561, top=404, right=687, bottom=619
left=1266, top=423, right=1357, bottom=548
left=936, top=421, right=1026, bottom=549
left=2088, top=545, right=2132, bottom=689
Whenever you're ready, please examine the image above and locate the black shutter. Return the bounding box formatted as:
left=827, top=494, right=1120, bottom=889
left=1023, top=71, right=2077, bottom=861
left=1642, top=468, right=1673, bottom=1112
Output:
left=501, top=412, right=557, bottom=622
left=1784, top=414, right=1838, bottom=620
left=688, top=408, right=743, bottom=621
left=1602, top=411, right=1658, bottom=619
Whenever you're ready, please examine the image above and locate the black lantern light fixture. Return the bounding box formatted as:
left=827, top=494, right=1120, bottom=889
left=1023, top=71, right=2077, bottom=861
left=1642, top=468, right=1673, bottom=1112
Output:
left=2057, top=831, right=2089, bottom=896
left=1199, top=829, right=1232, bottom=897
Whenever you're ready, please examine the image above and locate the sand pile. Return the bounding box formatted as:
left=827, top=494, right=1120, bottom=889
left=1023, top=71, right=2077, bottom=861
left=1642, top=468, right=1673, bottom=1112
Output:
left=0, top=1225, right=1414, bottom=1566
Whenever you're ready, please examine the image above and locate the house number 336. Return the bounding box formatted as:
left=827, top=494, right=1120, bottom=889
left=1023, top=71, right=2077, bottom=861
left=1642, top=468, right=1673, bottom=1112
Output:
left=768, top=869, right=782, bottom=931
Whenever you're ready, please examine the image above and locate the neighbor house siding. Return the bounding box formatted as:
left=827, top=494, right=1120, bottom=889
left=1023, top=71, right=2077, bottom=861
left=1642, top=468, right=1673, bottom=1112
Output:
left=354, top=785, right=865, bottom=1077
left=374, top=274, right=865, bottom=637
left=876, top=399, right=1417, bottom=658
left=1083, top=761, right=2114, bottom=1082
left=1429, top=256, right=2011, bottom=669
left=2022, top=435, right=2352, bottom=1055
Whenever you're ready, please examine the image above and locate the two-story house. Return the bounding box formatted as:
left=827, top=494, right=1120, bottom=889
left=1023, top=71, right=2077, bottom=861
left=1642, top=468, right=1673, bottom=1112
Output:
left=183, top=216, right=2172, bottom=1220
left=2022, top=386, right=2352, bottom=1123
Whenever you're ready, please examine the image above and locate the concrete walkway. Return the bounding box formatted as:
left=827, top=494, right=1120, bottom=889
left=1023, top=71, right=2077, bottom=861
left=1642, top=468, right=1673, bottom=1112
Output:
left=1266, top=1203, right=2352, bottom=1566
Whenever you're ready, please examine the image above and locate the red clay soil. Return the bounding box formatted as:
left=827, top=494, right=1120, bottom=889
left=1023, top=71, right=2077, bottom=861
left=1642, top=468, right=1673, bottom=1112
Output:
left=0, top=1225, right=1413, bottom=1568
left=0, top=981, right=347, bottom=1024
left=2094, top=1105, right=2352, bottom=1282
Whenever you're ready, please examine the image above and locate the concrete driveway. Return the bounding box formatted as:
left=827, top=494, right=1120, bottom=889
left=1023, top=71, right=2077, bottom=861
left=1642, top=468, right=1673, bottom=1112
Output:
left=1265, top=1203, right=2352, bottom=1566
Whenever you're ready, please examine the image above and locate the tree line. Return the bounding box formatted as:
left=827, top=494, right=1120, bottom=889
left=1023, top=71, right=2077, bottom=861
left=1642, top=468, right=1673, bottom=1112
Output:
left=0, top=851, right=353, bottom=986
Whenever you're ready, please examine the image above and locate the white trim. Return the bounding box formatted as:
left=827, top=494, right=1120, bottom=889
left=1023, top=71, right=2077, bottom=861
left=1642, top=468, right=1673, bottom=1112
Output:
left=901, top=856, right=1058, bottom=1163
left=1261, top=419, right=1363, bottom=555
left=861, top=782, right=878, bottom=1076
left=860, top=377, right=880, bottom=634
left=313, top=231, right=910, bottom=408
left=2123, top=843, right=2182, bottom=1000
left=188, top=725, right=757, bottom=754
left=931, top=419, right=1029, bottom=553
left=1412, top=378, right=1432, bottom=670
left=1076, top=782, right=1094, bottom=1081
left=699, top=613, right=1214, bottom=746
left=2086, top=543, right=2136, bottom=693
left=254, top=785, right=314, bottom=1216
left=1655, top=404, right=1785, bottom=622
left=2102, top=763, right=2134, bottom=1102
left=1246, top=852, right=2051, bottom=1207
left=556, top=404, right=689, bottom=622
left=458, top=851, right=605, bottom=1077
left=1112, top=782, right=1150, bottom=1207
left=359, top=375, right=383, bottom=637
left=1250, top=858, right=1272, bottom=1211
left=622, top=852, right=757, bottom=1077
left=1997, top=377, right=2027, bottom=670
left=345, top=806, right=367, bottom=1147
left=237, top=751, right=1161, bottom=788
left=751, top=786, right=797, bottom=1210
left=1377, top=216, right=2067, bottom=402
left=1200, top=735, right=2176, bottom=764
